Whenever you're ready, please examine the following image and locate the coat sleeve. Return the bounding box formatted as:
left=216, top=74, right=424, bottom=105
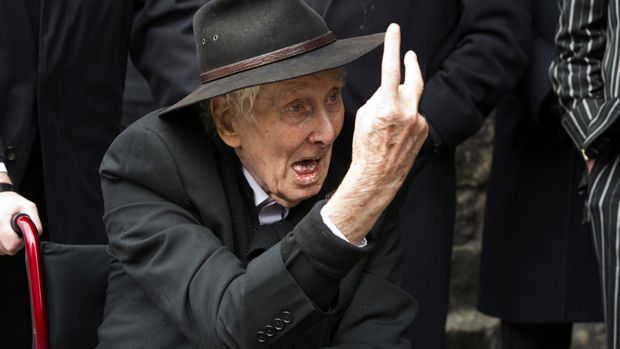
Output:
left=129, top=0, right=202, bottom=106
left=549, top=0, right=619, bottom=155
left=421, top=0, right=531, bottom=149
left=322, top=207, right=417, bottom=349
left=524, top=35, right=557, bottom=123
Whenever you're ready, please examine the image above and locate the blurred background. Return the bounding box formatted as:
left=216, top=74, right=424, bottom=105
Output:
left=448, top=116, right=605, bottom=348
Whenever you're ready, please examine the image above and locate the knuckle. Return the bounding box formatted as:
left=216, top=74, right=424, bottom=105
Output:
left=405, top=109, right=418, bottom=120
left=383, top=111, right=400, bottom=122
left=6, top=241, right=21, bottom=256
left=378, top=104, right=400, bottom=120
left=397, top=108, right=417, bottom=123
left=420, top=117, right=430, bottom=132
left=1, top=230, right=23, bottom=255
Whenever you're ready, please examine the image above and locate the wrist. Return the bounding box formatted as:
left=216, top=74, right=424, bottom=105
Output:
left=0, top=171, right=13, bottom=189
left=0, top=182, right=14, bottom=193
left=323, top=173, right=390, bottom=243
left=0, top=168, right=14, bottom=192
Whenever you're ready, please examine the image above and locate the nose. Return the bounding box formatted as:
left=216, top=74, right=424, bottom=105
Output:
left=308, top=109, right=339, bottom=145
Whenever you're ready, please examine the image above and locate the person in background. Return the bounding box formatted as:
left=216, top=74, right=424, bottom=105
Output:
left=304, top=0, right=531, bottom=347
left=550, top=0, right=620, bottom=347
left=477, top=0, right=604, bottom=347
left=95, top=0, right=427, bottom=347
left=122, top=60, right=159, bottom=129
left=0, top=0, right=203, bottom=347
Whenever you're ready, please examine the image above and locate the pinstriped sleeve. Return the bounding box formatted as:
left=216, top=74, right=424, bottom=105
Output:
left=549, top=0, right=608, bottom=150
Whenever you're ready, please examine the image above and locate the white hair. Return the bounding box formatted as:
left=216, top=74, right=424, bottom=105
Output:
left=198, top=85, right=261, bottom=138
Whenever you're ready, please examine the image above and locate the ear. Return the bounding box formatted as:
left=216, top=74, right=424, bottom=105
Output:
left=210, top=97, right=241, bottom=148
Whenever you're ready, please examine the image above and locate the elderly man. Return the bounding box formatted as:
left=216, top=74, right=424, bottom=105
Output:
left=96, top=0, right=427, bottom=348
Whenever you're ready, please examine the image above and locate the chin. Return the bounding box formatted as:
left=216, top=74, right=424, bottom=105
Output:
left=280, top=184, right=324, bottom=208
left=298, top=184, right=324, bottom=201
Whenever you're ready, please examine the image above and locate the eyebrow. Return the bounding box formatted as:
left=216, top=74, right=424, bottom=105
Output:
left=336, top=70, right=347, bottom=82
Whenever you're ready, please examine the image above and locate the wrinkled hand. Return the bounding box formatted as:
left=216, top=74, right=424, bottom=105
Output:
left=324, top=23, right=428, bottom=244
left=350, top=23, right=427, bottom=194
left=0, top=191, right=42, bottom=255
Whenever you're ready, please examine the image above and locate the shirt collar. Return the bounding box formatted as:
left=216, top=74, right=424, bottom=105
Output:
left=241, top=167, right=289, bottom=224
left=242, top=167, right=271, bottom=207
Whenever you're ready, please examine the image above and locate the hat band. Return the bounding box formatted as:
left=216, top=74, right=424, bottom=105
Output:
left=200, top=32, right=337, bottom=84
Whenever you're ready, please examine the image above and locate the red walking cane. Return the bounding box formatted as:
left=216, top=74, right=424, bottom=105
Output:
left=12, top=213, right=49, bottom=349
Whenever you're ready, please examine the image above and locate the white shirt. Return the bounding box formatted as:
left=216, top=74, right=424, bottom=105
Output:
left=241, top=168, right=366, bottom=247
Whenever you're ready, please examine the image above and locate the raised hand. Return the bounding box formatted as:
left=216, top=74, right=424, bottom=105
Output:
left=324, top=23, right=428, bottom=244
left=351, top=23, right=427, bottom=194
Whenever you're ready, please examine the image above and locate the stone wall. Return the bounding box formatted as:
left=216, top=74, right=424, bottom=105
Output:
left=448, top=116, right=606, bottom=348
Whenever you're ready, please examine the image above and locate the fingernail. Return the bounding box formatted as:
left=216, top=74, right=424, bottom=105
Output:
left=388, top=23, right=400, bottom=32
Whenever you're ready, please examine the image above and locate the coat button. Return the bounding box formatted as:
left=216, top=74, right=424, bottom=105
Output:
left=256, top=331, right=267, bottom=343
left=264, top=325, right=275, bottom=337
left=5, top=146, right=16, bottom=162
left=273, top=318, right=284, bottom=330
left=281, top=311, right=293, bottom=324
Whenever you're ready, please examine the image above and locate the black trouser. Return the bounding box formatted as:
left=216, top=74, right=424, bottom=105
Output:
left=587, top=150, right=620, bottom=349
left=501, top=321, right=572, bottom=349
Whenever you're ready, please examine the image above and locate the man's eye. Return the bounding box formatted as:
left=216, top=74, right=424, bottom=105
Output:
left=327, top=88, right=341, bottom=103
left=287, top=103, right=303, bottom=113
left=285, top=101, right=313, bottom=116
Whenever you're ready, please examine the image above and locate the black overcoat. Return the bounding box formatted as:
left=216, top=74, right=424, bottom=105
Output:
left=477, top=0, right=603, bottom=323
left=304, top=1, right=531, bottom=347
left=0, top=0, right=201, bottom=244
left=96, top=109, right=416, bottom=348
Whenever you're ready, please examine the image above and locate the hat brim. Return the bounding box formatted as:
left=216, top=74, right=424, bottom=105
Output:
left=161, top=32, right=384, bottom=116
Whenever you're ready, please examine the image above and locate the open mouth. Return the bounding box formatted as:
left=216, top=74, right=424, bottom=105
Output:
left=291, top=157, right=321, bottom=184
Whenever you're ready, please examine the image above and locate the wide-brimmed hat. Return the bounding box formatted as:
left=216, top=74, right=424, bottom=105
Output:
left=162, top=0, right=384, bottom=115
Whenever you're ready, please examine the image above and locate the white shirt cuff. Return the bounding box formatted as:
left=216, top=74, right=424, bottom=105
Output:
left=0, top=162, right=7, bottom=173
left=320, top=206, right=367, bottom=248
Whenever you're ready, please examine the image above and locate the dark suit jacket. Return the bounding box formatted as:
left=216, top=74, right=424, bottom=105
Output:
left=0, top=0, right=201, bottom=244
left=550, top=0, right=620, bottom=156
left=477, top=0, right=603, bottom=322
left=305, top=1, right=531, bottom=347
left=96, top=109, right=416, bottom=348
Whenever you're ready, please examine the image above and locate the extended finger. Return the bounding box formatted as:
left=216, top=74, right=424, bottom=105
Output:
left=403, top=50, right=424, bottom=100
left=380, top=23, right=402, bottom=96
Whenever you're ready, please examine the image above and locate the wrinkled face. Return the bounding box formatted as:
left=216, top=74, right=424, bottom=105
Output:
left=214, top=68, right=345, bottom=207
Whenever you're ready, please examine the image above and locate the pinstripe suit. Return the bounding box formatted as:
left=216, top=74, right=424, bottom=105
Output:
left=550, top=0, right=620, bottom=348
